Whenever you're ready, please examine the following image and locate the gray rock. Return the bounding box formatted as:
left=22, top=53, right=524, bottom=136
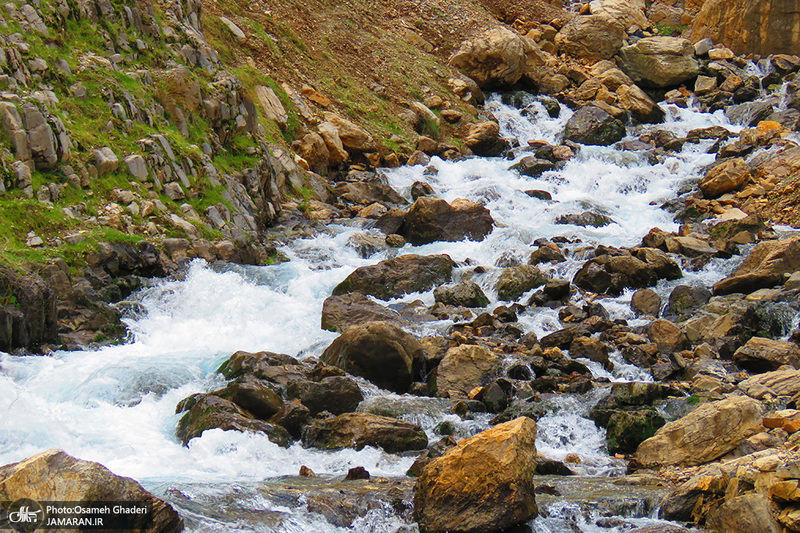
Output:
left=93, top=146, right=119, bottom=175
left=124, top=154, right=148, bottom=180
left=563, top=105, right=626, bottom=146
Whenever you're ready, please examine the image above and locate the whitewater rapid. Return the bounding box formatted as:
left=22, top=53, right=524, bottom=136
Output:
left=0, top=93, right=752, bottom=530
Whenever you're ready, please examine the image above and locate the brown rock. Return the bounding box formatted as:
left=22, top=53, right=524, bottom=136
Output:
left=707, top=493, right=781, bottom=533
left=332, top=254, right=454, bottom=300
left=465, top=121, right=508, bottom=156
left=402, top=197, right=494, bottom=245
left=733, top=337, right=800, bottom=373
left=321, top=293, right=405, bottom=333
left=555, top=15, right=625, bottom=60
left=630, top=396, right=764, bottom=469
left=631, top=288, right=662, bottom=316
left=616, top=37, right=700, bottom=88
left=323, top=112, right=376, bottom=152
left=570, top=336, right=611, bottom=369
left=648, top=319, right=689, bottom=353
left=0, top=449, right=183, bottom=532
left=413, top=417, right=538, bottom=533
left=435, top=345, right=500, bottom=398
left=321, top=321, right=424, bottom=393
left=449, top=28, right=546, bottom=88
left=713, top=237, right=800, bottom=295
left=692, top=0, right=800, bottom=57
left=302, top=412, right=427, bottom=453
left=700, top=158, right=751, bottom=198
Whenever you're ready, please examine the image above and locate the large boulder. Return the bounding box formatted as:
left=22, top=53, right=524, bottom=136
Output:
left=434, top=345, right=500, bottom=398
left=321, top=321, right=423, bottom=393
left=332, top=254, right=455, bottom=300
left=700, top=158, right=751, bottom=198
left=302, top=413, right=428, bottom=453
left=713, top=237, right=800, bottom=295
left=322, top=112, right=376, bottom=152
left=732, top=337, right=800, bottom=373
left=321, top=292, right=405, bottom=332
left=413, top=417, right=539, bottom=533
left=630, top=396, right=764, bottom=469
left=285, top=375, right=364, bottom=416
left=401, top=197, right=494, bottom=245
left=555, top=15, right=625, bottom=60
left=573, top=248, right=682, bottom=295
left=0, top=449, right=183, bottom=532
left=449, top=27, right=546, bottom=88
left=465, top=121, right=509, bottom=157
left=616, top=37, right=700, bottom=88
left=590, top=0, right=649, bottom=31
left=692, top=0, right=800, bottom=57
left=739, top=368, right=800, bottom=399
left=618, top=84, right=665, bottom=123
left=563, top=105, right=626, bottom=146
left=175, top=394, right=291, bottom=446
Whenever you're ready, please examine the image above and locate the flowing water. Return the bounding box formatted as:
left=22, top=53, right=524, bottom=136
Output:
left=0, top=89, right=775, bottom=531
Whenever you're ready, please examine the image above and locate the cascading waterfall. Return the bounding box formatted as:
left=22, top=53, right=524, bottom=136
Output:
left=0, top=85, right=762, bottom=531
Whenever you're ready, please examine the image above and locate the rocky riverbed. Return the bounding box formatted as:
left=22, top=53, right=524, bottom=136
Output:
left=2, top=0, right=800, bottom=532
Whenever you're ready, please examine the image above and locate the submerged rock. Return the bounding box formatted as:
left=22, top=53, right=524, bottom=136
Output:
left=413, top=417, right=539, bottom=532
left=0, top=449, right=183, bottom=532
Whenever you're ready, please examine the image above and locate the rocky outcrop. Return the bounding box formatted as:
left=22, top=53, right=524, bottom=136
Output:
left=563, top=105, right=626, bottom=146
left=616, top=37, right=700, bottom=88
left=332, top=254, right=455, bottom=300
left=321, top=321, right=424, bottom=393
left=630, top=396, right=764, bottom=469
left=0, top=449, right=183, bottom=532
left=302, top=413, right=428, bottom=453
left=0, top=263, right=57, bottom=352
left=713, top=237, right=800, bottom=295
left=691, top=0, right=800, bottom=57
left=401, top=197, right=494, bottom=245
left=413, top=417, right=538, bottom=533
left=449, top=28, right=546, bottom=88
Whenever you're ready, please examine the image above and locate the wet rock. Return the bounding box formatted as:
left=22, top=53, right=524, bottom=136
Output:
left=321, top=321, right=423, bottom=393
left=286, top=376, right=364, bottom=416
left=401, top=197, right=494, bottom=245
left=497, top=265, right=546, bottom=301
left=449, top=28, right=545, bottom=88
left=556, top=211, right=614, bottom=227
left=631, top=288, right=661, bottom=316
left=714, top=237, right=800, bottom=295
left=733, top=337, right=800, bottom=373
left=302, top=412, right=427, bottom=453
left=0, top=449, right=182, bottom=532
left=465, top=121, right=509, bottom=156
left=630, top=396, right=764, bottom=469
left=434, top=281, right=489, bottom=308
left=666, top=285, right=712, bottom=317
left=509, top=156, right=556, bottom=177
left=321, top=293, right=405, bottom=333
left=555, top=15, right=625, bottom=61
left=413, top=417, right=538, bottom=532
left=616, top=37, right=700, bottom=88
left=270, top=400, right=311, bottom=439
left=176, top=394, right=291, bottom=447
left=573, top=248, right=681, bottom=296
left=563, top=105, right=626, bottom=146
left=407, top=436, right=457, bottom=477
left=344, top=466, right=370, bottom=480
left=725, top=100, right=776, bottom=127
left=605, top=410, right=666, bottom=455
left=410, top=180, right=435, bottom=200
left=434, top=344, right=500, bottom=398
left=217, top=351, right=304, bottom=381
left=332, top=254, right=454, bottom=300
left=529, top=243, right=566, bottom=265
left=216, top=378, right=283, bottom=420
left=699, top=157, right=751, bottom=198
left=536, top=459, right=576, bottom=476
left=570, top=336, right=611, bottom=369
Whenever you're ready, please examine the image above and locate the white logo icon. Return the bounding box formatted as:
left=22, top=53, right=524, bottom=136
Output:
left=8, top=506, right=42, bottom=523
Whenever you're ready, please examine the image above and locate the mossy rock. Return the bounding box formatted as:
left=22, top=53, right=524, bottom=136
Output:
left=605, top=409, right=665, bottom=455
